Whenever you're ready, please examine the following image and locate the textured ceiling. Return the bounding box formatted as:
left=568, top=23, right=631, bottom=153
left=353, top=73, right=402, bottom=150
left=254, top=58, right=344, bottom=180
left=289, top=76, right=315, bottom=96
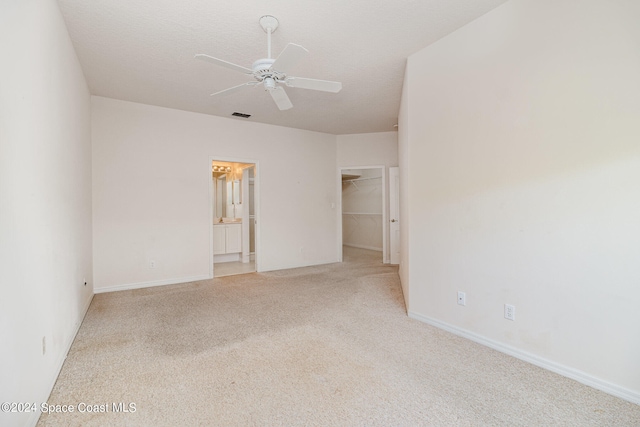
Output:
left=57, top=0, right=508, bottom=135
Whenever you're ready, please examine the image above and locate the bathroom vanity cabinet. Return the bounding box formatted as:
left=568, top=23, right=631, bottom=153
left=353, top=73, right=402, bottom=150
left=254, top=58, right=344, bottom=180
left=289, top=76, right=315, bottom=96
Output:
left=213, top=223, right=242, bottom=255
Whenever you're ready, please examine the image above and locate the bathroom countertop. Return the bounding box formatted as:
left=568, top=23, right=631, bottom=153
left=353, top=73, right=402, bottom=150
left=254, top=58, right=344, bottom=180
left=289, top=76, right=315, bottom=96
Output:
left=214, top=219, right=242, bottom=224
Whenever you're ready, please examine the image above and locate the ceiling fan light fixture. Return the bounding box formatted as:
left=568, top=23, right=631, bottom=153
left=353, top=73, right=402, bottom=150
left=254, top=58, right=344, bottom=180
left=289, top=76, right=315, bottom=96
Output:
left=263, top=77, right=276, bottom=91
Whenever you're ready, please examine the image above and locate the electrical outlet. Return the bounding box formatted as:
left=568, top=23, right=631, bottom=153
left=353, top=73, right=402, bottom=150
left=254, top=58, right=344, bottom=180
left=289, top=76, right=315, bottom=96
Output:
left=150, top=260, right=156, bottom=269
left=457, top=291, right=466, bottom=306
left=504, top=304, right=515, bottom=321
left=42, top=337, right=46, bottom=355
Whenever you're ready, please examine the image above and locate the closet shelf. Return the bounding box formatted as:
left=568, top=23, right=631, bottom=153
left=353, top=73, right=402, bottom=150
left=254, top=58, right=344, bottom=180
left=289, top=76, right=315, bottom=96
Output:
left=342, top=176, right=381, bottom=183
left=343, top=175, right=382, bottom=190
left=342, top=212, right=382, bottom=215
left=341, top=174, right=361, bottom=181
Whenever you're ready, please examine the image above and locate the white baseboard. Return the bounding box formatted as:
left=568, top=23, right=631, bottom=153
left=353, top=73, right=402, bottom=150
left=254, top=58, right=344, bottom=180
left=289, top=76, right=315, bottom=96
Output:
left=260, top=258, right=341, bottom=273
left=343, top=243, right=383, bottom=252
left=94, top=274, right=211, bottom=294
left=29, top=294, right=94, bottom=427
left=408, top=311, right=640, bottom=406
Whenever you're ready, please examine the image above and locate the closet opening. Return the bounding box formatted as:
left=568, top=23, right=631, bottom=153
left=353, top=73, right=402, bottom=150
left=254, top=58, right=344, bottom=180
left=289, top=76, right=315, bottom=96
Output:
left=210, top=158, right=258, bottom=277
left=339, top=166, right=386, bottom=263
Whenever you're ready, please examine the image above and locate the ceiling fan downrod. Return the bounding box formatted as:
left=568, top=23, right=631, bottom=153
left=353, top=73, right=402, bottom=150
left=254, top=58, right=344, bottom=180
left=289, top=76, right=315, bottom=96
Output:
left=259, top=15, right=279, bottom=60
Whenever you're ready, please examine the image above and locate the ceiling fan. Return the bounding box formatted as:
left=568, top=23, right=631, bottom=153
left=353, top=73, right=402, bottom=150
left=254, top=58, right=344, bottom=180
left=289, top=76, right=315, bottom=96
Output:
left=195, top=15, right=342, bottom=111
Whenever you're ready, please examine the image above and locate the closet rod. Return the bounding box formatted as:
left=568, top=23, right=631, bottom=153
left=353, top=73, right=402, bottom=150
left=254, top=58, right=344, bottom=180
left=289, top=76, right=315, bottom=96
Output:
left=342, top=176, right=381, bottom=183
left=342, top=212, right=382, bottom=215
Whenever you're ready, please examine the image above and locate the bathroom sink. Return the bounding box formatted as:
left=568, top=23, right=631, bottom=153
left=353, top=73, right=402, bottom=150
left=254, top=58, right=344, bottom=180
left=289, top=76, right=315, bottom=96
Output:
left=221, top=217, right=241, bottom=223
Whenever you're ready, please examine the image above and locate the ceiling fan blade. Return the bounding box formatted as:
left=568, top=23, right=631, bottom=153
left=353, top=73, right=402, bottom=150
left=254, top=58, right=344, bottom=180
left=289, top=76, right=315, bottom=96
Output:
left=210, top=81, right=258, bottom=97
left=195, top=54, right=252, bottom=74
left=285, top=77, right=342, bottom=93
left=271, top=43, right=308, bottom=74
left=269, top=87, right=293, bottom=110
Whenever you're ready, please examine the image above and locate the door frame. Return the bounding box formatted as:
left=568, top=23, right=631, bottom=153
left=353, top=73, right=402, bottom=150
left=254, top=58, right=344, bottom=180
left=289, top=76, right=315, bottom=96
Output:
left=337, top=165, right=387, bottom=263
left=389, top=166, right=400, bottom=265
left=209, top=156, right=260, bottom=278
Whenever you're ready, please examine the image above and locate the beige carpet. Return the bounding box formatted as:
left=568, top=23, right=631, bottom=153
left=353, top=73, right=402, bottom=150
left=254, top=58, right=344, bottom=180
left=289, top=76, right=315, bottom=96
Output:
left=38, top=247, right=639, bottom=426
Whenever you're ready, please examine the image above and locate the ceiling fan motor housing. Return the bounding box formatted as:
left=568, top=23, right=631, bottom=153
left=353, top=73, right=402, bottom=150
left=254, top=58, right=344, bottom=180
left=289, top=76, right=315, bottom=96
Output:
left=252, top=58, right=275, bottom=74
left=252, top=58, right=286, bottom=88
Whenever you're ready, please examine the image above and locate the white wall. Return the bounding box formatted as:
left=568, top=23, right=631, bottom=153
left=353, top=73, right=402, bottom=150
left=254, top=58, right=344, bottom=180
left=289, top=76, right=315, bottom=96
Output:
left=0, top=1, right=93, bottom=426
left=337, top=132, right=398, bottom=168
left=92, top=97, right=338, bottom=291
left=401, top=0, right=640, bottom=402
left=397, top=71, right=411, bottom=310
left=337, top=132, right=398, bottom=262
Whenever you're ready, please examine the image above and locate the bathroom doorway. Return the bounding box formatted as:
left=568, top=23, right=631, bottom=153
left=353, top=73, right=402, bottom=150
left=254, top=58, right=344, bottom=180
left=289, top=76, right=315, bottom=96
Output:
left=210, top=158, right=258, bottom=277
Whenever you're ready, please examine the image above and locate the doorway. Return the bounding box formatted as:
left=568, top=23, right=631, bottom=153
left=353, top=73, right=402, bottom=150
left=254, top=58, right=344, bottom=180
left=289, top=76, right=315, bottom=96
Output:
left=210, top=158, right=258, bottom=277
left=339, top=166, right=386, bottom=263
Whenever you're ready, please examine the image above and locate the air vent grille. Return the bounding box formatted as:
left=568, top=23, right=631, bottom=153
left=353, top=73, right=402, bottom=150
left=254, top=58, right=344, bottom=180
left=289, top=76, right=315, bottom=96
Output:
left=232, top=112, right=251, bottom=118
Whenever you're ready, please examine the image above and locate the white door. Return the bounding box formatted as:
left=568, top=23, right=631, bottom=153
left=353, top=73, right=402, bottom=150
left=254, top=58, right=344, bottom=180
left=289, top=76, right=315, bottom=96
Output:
left=389, top=167, right=400, bottom=265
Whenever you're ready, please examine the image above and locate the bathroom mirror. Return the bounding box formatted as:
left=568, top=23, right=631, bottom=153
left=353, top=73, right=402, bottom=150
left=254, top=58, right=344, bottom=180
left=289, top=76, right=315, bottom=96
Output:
left=212, top=172, right=241, bottom=219
left=226, top=179, right=241, bottom=206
